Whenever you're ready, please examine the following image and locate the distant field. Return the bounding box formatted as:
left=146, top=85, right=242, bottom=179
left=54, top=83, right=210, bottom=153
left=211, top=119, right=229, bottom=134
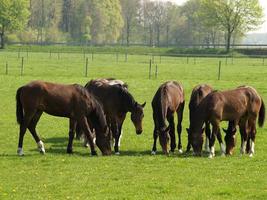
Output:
left=0, top=50, right=266, bottom=200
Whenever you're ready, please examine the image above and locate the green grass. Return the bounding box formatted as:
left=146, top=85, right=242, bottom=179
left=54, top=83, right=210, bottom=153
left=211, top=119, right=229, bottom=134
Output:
left=0, top=50, right=267, bottom=200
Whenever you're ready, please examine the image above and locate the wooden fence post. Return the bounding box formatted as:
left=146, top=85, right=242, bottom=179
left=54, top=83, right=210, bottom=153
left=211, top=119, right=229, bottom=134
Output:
left=218, top=61, right=221, bottom=80
left=85, top=57, right=88, bottom=77
left=21, top=57, right=24, bottom=76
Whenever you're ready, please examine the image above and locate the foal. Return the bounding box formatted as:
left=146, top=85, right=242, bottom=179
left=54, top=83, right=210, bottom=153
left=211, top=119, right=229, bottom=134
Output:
left=16, top=81, right=111, bottom=156
left=151, top=81, right=185, bottom=155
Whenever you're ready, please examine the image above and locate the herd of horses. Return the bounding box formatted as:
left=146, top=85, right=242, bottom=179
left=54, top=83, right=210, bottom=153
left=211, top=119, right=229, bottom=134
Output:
left=16, top=79, right=265, bottom=158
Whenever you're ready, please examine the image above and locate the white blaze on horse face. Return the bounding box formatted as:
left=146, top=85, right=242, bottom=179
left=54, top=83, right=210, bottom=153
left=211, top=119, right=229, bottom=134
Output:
left=17, top=147, right=24, bottom=156
left=93, top=137, right=96, bottom=145
left=37, top=141, right=45, bottom=154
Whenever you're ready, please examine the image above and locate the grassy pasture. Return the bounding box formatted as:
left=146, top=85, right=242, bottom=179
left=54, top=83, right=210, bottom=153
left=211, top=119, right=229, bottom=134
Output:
left=0, top=50, right=266, bottom=200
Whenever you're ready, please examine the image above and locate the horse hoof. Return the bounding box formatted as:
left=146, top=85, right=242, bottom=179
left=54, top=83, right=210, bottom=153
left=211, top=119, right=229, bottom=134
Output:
left=67, top=149, right=73, bottom=154
left=249, top=153, right=253, bottom=158
left=17, top=148, right=24, bottom=156
left=91, top=151, right=97, bottom=156
left=178, top=149, right=183, bottom=154
left=39, top=149, right=45, bottom=154
left=208, top=154, right=214, bottom=159
left=221, top=153, right=225, bottom=157
left=115, top=152, right=120, bottom=155
left=151, top=151, right=156, bottom=155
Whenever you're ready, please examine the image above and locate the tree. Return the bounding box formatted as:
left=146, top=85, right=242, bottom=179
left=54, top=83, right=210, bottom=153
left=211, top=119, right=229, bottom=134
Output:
left=0, top=0, right=30, bottom=48
left=120, top=0, right=140, bottom=46
left=200, top=0, right=264, bottom=52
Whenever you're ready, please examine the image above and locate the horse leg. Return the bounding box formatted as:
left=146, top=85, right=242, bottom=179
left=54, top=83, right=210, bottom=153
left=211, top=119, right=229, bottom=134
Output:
left=79, top=117, right=97, bottom=156
left=177, top=102, right=184, bottom=153
left=111, top=121, right=120, bottom=155
left=209, top=122, right=220, bottom=158
left=248, top=118, right=256, bottom=157
left=67, top=118, right=77, bottom=154
left=216, top=128, right=226, bottom=156
left=151, top=128, right=158, bottom=155
left=28, top=111, right=45, bottom=154
left=239, top=120, right=248, bottom=155
left=167, top=113, right=176, bottom=153
left=204, top=122, right=211, bottom=152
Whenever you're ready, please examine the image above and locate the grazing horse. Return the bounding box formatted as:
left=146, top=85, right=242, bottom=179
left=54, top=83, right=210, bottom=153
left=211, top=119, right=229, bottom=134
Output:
left=82, top=78, right=146, bottom=154
left=186, top=84, right=225, bottom=154
left=151, top=81, right=185, bottom=155
left=187, top=86, right=265, bottom=158
left=16, top=80, right=111, bottom=156
left=222, top=86, right=265, bottom=156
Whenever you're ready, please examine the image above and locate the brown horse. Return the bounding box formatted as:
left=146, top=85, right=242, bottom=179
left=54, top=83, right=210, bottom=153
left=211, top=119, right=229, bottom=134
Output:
left=151, top=81, right=185, bottom=155
left=188, top=86, right=265, bottom=158
left=16, top=80, right=111, bottom=156
left=186, top=84, right=226, bottom=154
left=222, top=86, right=265, bottom=156
left=82, top=78, right=146, bottom=154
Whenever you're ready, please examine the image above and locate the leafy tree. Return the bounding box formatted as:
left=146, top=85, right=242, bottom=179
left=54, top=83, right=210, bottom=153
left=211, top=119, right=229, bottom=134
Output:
left=200, top=0, right=264, bottom=52
left=0, top=0, right=30, bottom=48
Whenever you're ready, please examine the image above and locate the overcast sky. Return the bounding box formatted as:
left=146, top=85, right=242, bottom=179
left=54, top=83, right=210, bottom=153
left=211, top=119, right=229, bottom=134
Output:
left=160, top=0, right=267, bottom=33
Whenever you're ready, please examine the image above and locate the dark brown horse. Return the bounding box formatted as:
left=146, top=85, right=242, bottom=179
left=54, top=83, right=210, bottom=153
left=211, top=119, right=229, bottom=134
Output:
left=151, top=81, right=185, bottom=155
left=82, top=78, right=146, bottom=154
left=16, top=80, right=111, bottom=156
left=188, top=86, right=265, bottom=158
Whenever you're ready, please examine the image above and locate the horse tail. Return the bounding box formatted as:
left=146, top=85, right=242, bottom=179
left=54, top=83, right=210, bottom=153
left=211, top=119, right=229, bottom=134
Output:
left=258, top=97, right=265, bottom=127
left=16, top=87, right=24, bottom=125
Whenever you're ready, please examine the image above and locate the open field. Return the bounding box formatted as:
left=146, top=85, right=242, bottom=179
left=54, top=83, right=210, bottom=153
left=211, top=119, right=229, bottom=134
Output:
left=0, top=50, right=267, bottom=199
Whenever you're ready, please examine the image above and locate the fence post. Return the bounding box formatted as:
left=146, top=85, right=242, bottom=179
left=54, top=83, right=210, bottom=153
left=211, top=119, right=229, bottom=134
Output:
left=149, top=59, right=152, bottom=79
left=21, top=57, right=24, bottom=76
left=91, top=52, right=94, bottom=61
left=85, top=57, right=88, bottom=77
left=83, top=50, right=85, bottom=59
left=155, top=64, right=158, bottom=78
left=218, top=61, right=221, bottom=80
left=5, top=62, right=8, bottom=75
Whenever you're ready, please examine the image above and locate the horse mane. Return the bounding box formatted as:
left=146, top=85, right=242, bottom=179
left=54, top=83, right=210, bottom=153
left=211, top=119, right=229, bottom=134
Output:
left=116, top=85, right=136, bottom=111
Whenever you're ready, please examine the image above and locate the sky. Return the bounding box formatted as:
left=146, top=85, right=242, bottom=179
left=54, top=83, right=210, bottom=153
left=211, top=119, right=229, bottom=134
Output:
left=161, top=0, right=267, bottom=34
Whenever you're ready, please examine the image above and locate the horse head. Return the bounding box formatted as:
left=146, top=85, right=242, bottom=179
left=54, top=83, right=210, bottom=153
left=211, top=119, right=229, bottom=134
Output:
left=186, top=127, right=204, bottom=156
left=130, top=102, right=146, bottom=135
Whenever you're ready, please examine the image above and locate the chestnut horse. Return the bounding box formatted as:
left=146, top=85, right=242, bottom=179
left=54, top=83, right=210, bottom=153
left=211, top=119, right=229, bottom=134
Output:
left=16, top=81, right=111, bottom=156
left=151, top=81, right=185, bottom=155
left=82, top=78, right=146, bottom=154
left=222, top=86, right=265, bottom=156
left=187, top=86, right=265, bottom=158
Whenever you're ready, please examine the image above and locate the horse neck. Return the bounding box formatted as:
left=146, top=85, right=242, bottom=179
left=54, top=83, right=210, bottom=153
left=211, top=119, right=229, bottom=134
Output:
left=121, top=90, right=136, bottom=112
left=154, top=90, right=167, bottom=129
left=90, top=100, right=106, bottom=134
left=190, top=103, right=207, bottom=131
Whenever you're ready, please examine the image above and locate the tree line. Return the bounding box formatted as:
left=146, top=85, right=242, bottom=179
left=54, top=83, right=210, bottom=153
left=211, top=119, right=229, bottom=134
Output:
left=0, top=0, right=264, bottom=52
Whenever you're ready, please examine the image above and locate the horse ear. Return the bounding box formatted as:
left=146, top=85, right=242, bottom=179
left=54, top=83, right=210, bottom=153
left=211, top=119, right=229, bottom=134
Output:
left=141, top=102, right=146, bottom=108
